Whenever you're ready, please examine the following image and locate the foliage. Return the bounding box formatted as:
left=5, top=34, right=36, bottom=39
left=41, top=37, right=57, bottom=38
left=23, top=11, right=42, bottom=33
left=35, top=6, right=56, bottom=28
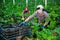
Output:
left=0, top=0, right=60, bottom=40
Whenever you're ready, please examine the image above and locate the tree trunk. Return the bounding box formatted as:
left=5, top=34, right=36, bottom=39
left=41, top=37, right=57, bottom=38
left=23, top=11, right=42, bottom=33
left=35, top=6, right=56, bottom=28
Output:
left=13, top=0, right=15, bottom=5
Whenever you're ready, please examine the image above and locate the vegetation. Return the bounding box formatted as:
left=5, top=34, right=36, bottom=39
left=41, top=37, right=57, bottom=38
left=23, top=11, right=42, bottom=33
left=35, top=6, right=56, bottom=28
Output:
left=0, top=0, right=60, bottom=40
